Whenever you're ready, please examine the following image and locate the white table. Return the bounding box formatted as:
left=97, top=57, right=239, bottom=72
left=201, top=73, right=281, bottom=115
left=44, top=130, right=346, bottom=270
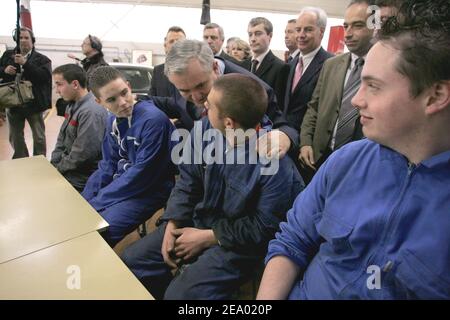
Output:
left=0, top=156, right=108, bottom=264
left=0, top=232, right=153, bottom=299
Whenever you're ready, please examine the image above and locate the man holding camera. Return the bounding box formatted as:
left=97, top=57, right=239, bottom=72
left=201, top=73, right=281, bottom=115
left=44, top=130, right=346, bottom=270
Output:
left=0, top=27, right=52, bottom=159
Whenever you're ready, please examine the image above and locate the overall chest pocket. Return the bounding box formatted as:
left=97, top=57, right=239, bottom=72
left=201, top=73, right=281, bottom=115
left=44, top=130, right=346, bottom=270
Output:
left=315, top=212, right=354, bottom=255
left=222, top=178, right=252, bottom=218
left=395, top=249, right=450, bottom=299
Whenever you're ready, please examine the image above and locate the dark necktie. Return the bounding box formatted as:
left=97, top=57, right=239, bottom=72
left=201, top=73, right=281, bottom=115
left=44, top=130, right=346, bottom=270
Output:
left=251, top=59, right=259, bottom=74
left=334, top=57, right=365, bottom=150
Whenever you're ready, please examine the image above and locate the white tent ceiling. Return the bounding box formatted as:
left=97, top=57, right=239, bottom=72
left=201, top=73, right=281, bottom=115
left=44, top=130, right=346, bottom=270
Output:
left=37, top=0, right=347, bottom=17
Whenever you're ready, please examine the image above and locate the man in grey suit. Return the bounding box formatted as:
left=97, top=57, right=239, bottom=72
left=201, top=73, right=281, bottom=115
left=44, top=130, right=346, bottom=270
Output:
left=299, top=0, right=375, bottom=180
left=203, top=23, right=239, bottom=64
left=283, top=7, right=334, bottom=133
left=244, top=17, right=290, bottom=106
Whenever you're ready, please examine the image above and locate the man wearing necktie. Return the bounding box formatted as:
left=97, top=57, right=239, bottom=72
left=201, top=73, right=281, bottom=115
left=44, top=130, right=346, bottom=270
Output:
left=282, top=7, right=333, bottom=135
left=203, top=22, right=240, bottom=65
left=244, top=17, right=289, bottom=106
left=284, top=19, right=300, bottom=63
left=299, top=0, right=375, bottom=183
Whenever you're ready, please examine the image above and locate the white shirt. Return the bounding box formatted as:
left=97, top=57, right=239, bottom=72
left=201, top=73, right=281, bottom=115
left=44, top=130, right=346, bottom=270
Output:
left=289, top=49, right=300, bottom=61
left=216, top=48, right=224, bottom=57
left=215, top=58, right=226, bottom=75
left=252, top=49, right=271, bottom=71
left=299, top=46, right=322, bottom=75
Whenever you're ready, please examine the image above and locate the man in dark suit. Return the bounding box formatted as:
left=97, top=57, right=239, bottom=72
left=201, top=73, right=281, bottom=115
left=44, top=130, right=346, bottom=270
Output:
left=243, top=17, right=289, bottom=107
left=283, top=7, right=334, bottom=133
left=149, top=26, right=186, bottom=97
left=299, top=0, right=375, bottom=179
left=153, top=40, right=299, bottom=159
left=203, top=23, right=240, bottom=65
left=284, top=19, right=300, bottom=63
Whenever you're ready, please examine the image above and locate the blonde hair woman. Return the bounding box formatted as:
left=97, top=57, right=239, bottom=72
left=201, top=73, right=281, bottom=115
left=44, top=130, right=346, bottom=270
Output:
left=231, top=39, right=251, bottom=61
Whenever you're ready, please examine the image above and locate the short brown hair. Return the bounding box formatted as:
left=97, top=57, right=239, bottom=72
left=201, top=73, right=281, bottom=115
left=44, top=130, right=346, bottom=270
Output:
left=89, top=66, right=127, bottom=98
left=167, top=26, right=185, bottom=35
left=249, top=17, right=273, bottom=35
left=212, top=74, right=267, bottom=130
left=53, top=64, right=87, bottom=88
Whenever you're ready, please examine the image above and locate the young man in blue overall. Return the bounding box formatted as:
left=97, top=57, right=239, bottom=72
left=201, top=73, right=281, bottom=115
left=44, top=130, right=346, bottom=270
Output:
left=257, top=0, right=450, bottom=300
left=82, top=66, right=176, bottom=247
left=122, top=74, right=304, bottom=299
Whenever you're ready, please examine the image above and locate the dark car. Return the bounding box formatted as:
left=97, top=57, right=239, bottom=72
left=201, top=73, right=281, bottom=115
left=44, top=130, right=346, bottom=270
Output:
left=110, top=63, right=153, bottom=99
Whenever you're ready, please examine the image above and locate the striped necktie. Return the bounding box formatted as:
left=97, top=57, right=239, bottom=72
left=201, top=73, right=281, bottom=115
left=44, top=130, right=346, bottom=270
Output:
left=251, top=59, right=259, bottom=74
left=334, top=57, right=365, bottom=150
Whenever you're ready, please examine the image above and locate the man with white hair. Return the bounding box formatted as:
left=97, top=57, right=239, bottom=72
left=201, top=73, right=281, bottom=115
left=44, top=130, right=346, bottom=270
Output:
left=153, top=39, right=300, bottom=159
left=283, top=7, right=334, bottom=134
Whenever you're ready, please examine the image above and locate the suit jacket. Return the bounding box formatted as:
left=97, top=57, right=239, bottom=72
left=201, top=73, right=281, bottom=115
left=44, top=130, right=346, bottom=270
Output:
left=149, top=63, right=177, bottom=97
left=218, top=50, right=242, bottom=66
left=152, top=58, right=299, bottom=152
left=300, top=52, right=352, bottom=163
left=283, top=47, right=334, bottom=132
left=242, top=50, right=290, bottom=107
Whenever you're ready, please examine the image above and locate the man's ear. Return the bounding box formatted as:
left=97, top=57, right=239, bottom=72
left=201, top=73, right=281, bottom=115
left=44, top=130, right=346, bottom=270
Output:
left=71, top=80, right=80, bottom=89
left=425, top=80, right=450, bottom=115
left=224, top=117, right=236, bottom=129
left=95, top=97, right=102, bottom=105
left=212, top=60, right=220, bottom=76
left=320, top=27, right=325, bottom=39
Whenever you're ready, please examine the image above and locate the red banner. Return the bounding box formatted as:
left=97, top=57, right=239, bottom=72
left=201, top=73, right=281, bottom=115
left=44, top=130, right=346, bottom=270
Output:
left=327, top=26, right=345, bottom=55
left=20, top=5, right=33, bottom=29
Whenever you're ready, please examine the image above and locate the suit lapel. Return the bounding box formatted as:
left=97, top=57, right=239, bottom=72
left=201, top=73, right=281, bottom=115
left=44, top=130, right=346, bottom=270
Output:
left=284, top=55, right=298, bottom=112
left=335, top=53, right=352, bottom=104
left=255, top=51, right=274, bottom=77
left=287, top=48, right=327, bottom=106
left=295, top=48, right=325, bottom=89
